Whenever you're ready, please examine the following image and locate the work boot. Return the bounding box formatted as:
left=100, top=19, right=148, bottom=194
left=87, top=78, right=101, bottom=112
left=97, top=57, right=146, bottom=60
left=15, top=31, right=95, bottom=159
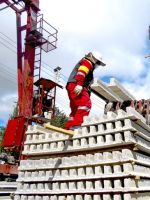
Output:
left=70, top=126, right=81, bottom=130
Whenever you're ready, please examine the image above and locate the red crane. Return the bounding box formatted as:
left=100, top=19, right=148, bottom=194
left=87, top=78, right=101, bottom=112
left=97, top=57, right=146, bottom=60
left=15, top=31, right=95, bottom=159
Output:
left=0, top=0, right=62, bottom=179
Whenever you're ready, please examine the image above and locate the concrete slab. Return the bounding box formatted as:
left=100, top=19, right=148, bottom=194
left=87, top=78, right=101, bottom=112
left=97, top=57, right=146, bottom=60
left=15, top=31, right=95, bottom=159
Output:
left=91, top=78, right=123, bottom=102
left=108, top=78, right=136, bottom=101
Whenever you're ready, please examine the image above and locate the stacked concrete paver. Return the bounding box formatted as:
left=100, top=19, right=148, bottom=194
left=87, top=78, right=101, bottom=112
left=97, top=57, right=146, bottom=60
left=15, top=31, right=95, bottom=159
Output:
left=14, top=107, right=150, bottom=200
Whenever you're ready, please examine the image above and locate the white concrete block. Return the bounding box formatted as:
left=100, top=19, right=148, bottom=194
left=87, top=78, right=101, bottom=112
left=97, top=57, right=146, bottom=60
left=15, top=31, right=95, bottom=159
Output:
left=113, top=165, right=122, bottom=173
left=78, top=167, right=86, bottom=177
left=123, top=163, right=133, bottom=172
left=106, top=111, right=117, bottom=119
left=28, top=196, right=35, bottom=200
left=103, top=194, right=112, bottom=200
left=51, top=196, right=57, bottom=200
left=104, top=165, right=112, bottom=174
left=117, top=109, right=127, bottom=118
left=103, top=152, right=112, bottom=161
left=114, top=179, right=122, bottom=188
left=70, top=156, right=78, bottom=166
left=45, top=182, right=52, bottom=191
left=40, top=159, right=47, bottom=167
left=35, top=196, right=42, bottom=200
left=50, top=142, right=57, bottom=150
left=86, top=181, right=94, bottom=190
left=105, top=134, right=114, bottom=144
left=14, top=195, right=21, bottom=200
left=106, top=122, right=115, bottom=130
left=58, top=141, right=65, bottom=150
left=75, top=128, right=83, bottom=137
left=95, top=166, right=103, bottom=175
left=23, top=144, right=30, bottom=153
left=93, top=195, right=102, bottom=200
left=30, top=183, right=37, bottom=191
left=36, top=144, right=43, bottom=151
left=26, top=134, right=32, bottom=142
left=90, top=125, right=97, bottom=133
left=43, top=196, right=50, bottom=200
left=122, top=149, right=134, bottom=160
left=124, top=131, right=136, bottom=142
left=18, top=171, right=25, bottom=179
left=43, top=143, right=50, bottom=151
left=98, top=124, right=106, bottom=132
left=126, top=106, right=146, bottom=123
left=113, top=194, right=122, bottom=200
left=32, top=171, right=39, bottom=180
left=86, top=166, right=94, bottom=176
left=21, top=196, right=28, bottom=200
left=124, top=178, right=136, bottom=187
left=94, top=152, right=103, bottom=163
left=84, top=194, right=92, bottom=200
left=69, top=182, right=77, bottom=190
left=69, top=168, right=77, bottom=177
left=52, top=182, right=60, bottom=191
left=77, top=181, right=85, bottom=190
left=104, top=179, right=112, bottom=189
left=94, top=180, right=102, bottom=189
left=73, top=139, right=81, bottom=148
left=89, top=136, right=97, bottom=147
left=123, top=194, right=132, bottom=200
left=17, top=182, right=24, bottom=191
left=66, top=195, right=75, bottom=200
left=115, top=132, right=123, bottom=142
left=81, top=138, right=88, bottom=147
left=86, top=154, right=94, bottom=164
left=54, top=169, right=61, bottom=178
left=81, top=127, right=89, bottom=135
left=58, top=197, right=64, bottom=200
left=75, top=195, right=83, bottom=200
left=37, top=183, right=45, bottom=191
left=23, top=183, right=30, bottom=191
left=97, top=135, right=104, bottom=145
left=60, top=182, right=68, bottom=191
left=78, top=155, right=86, bottom=165
left=61, top=169, right=69, bottom=178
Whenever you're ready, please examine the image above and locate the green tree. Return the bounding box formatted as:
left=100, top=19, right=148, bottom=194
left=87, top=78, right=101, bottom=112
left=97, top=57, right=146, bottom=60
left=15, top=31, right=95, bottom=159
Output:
left=0, top=127, right=5, bottom=153
left=51, top=107, right=68, bottom=128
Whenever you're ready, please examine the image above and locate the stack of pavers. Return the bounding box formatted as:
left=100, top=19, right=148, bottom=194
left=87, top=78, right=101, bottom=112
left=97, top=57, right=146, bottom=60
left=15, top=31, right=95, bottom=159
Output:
left=14, top=78, right=150, bottom=200
left=14, top=106, right=150, bottom=200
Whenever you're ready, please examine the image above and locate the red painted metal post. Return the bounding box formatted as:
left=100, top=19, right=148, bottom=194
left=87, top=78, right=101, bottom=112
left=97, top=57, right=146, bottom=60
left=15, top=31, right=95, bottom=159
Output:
left=16, top=12, right=23, bottom=116
left=22, top=5, right=38, bottom=118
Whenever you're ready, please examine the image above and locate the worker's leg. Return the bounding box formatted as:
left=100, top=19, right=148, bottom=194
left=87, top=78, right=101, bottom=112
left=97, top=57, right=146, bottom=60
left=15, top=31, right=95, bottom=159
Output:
left=70, top=89, right=91, bottom=127
left=65, top=100, right=78, bottom=129
left=65, top=83, right=78, bottom=129
left=65, top=83, right=91, bottom=129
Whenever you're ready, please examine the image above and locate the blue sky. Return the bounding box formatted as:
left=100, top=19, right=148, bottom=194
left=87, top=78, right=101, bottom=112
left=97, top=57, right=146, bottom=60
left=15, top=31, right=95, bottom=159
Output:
left=0, top=119, right=5, bottom=127
left=0, top=0, right=150, bottom=126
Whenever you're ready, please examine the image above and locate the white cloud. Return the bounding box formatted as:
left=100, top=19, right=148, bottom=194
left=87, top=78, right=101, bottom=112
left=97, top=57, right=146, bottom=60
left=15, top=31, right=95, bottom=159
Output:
left=1, top=0, right=150, bottom=124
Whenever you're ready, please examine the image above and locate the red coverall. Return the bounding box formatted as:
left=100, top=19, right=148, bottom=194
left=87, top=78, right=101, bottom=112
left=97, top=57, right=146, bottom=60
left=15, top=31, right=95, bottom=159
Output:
left=65, top=58, right=94, bottom=130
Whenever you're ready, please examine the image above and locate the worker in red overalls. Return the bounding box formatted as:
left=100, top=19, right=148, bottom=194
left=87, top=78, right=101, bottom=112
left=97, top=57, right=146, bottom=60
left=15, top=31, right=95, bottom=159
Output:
left=65, top=51, right=106, bottom=130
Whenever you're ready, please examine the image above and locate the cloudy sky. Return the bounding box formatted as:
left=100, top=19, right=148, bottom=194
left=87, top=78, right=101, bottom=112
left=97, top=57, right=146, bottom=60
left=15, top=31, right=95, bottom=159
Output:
left=0, top=0, right=150, bottom=126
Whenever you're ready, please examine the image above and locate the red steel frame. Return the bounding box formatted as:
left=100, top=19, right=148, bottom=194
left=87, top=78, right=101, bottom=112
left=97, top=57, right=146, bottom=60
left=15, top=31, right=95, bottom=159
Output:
left=0, top=0, right=39, bottom=149
left=1, top=0, right=59, bottom=152
left=0, top=0, right=39, bottom=117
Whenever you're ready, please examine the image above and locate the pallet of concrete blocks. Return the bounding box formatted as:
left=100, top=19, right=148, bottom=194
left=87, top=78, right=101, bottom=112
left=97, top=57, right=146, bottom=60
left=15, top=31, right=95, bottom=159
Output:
left=14, top=107, right=150, bottom=200
left=23, top=107, right=150, bottom=156
left=13, top=193, right=150, bottom=200
left=15, top=148, right=150, bottom=198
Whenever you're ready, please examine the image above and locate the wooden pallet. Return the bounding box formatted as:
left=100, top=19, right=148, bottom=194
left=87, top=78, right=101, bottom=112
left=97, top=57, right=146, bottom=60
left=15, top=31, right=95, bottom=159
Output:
left=44, top=123, right=74, bottom=136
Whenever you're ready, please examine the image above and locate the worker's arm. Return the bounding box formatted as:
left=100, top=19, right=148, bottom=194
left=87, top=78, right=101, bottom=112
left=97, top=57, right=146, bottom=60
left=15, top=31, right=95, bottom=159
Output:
left=75, top=58, right=93, bottom=86
left=74, top=58, right=93, bottom=95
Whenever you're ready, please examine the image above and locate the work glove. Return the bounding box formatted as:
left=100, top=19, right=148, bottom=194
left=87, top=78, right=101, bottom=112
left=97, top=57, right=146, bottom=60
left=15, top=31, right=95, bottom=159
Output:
left=74, top=85, right=83, bottom=95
